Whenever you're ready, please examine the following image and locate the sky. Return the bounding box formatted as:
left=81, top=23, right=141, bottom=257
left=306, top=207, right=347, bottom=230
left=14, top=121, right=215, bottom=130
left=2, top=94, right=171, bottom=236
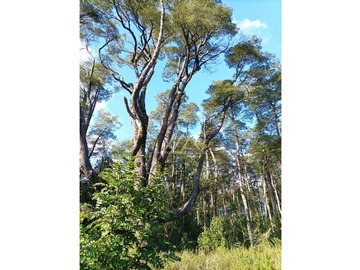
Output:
left=99, top=0, right=282, bottom=141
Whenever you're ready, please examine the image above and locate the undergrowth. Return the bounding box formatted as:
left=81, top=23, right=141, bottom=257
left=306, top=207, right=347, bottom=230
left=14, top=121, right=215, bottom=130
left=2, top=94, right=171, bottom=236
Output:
left=163, top=238, right=281, bottom=270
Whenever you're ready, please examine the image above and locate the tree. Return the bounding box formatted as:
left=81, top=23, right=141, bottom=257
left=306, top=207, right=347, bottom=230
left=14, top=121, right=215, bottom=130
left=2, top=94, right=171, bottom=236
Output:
left=148, top=0, right=237, bottom=180
left=178, top=102, right=200, bottom=136
left=87, top=109, right=121, bottom=170
left=171, top=78, right=244, bottom=222
left=243, top=52, right=281, bottom=232
left=94, top=0, right=167, bottom=187
left=80, top=0, right=120, bottom=185
left=80, top=57, right=114, bottom=184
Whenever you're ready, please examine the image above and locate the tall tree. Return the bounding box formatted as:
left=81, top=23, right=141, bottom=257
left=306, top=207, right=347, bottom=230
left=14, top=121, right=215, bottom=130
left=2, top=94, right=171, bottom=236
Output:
left=80, top=58, right=114, bottom=183
left=149, top=0, right=237, bottom=180
left=80, top=0, right=119, bottom=184
left=98, top=0, right=167, bottom=187
left=87, top=109, right=121, bottom=171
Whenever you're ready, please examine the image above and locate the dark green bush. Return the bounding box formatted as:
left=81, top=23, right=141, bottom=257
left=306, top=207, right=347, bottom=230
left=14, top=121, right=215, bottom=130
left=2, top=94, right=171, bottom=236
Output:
left=80, top=161, right=178, bottom=269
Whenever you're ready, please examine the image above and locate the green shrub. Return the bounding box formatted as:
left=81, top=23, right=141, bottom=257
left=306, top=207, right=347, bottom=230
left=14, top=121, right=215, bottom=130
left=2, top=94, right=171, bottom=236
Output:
left=80, top=161, right=178, bottom=269
left=198, top=217, right=227, bottom=254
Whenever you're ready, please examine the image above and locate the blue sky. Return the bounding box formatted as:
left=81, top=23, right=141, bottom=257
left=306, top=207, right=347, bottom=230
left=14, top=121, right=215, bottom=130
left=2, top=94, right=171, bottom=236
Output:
left=226, top=0, right=281, bottom=59
left=96, top=0, right=282, bottom=141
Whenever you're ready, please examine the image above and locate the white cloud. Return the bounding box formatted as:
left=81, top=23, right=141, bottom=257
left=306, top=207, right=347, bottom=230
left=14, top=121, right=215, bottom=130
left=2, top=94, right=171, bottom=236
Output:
left=94, top=101, right=107, bottom=113
left=89, top=101, right=109, bottom=130
left=236, top=18, right=268, bottom=31
left=80, top=42, right=94, bottom=62
left=233, top=18, right=271, bottom=45
left=193, top=133, right=200, bottom=141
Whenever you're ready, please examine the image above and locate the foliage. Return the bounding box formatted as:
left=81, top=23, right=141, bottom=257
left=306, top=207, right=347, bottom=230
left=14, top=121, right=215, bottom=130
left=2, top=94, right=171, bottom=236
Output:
left=203, top=80, right=243, bottom=113
left=80, top=160, right=179, bottom=269
left=79, top=61, right=114, bottom=114
left=198, top=217, right=227, bottom=254
left=163, top=210, right=202, bottom=252
left=80, top=177, right=95, bottom=205
left=164, top=238, right=281, bottom=270
left=171, top=0, right=237, bottom=39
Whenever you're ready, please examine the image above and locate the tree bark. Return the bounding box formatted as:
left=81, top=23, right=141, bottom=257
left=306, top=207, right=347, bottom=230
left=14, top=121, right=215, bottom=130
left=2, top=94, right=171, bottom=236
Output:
left=80, top=109, right=98, bottom=183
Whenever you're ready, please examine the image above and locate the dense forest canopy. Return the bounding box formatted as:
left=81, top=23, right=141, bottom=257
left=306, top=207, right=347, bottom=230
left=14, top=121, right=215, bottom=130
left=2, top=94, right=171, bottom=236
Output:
left=80, top=0, right=281, bottom=268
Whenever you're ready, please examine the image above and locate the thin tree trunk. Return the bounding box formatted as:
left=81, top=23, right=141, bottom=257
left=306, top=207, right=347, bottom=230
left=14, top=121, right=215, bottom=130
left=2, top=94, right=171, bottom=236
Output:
left=209, top=147, right=218, bottom=217
left=260, top=170, right=273, bottom=228
left=270, top=173, right=282, bottom=216
left=149, top=79, right=190, bottom=180
left=166, top=150, right=206, bottom=222
left=232, top=115, right=254, bottom=245
left=223, top=197, right=227, bottom=216
left=204, top=147, right=211, bottom=227
left=196, top=206, right=201, bottom=225
left=264, top=166, right=280, bottom=220
left=242, top=160, right=252, bottom=194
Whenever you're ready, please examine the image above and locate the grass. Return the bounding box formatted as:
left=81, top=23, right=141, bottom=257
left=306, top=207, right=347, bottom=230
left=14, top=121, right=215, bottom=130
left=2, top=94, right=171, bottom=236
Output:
left=163, top=240, right=281, bottom=270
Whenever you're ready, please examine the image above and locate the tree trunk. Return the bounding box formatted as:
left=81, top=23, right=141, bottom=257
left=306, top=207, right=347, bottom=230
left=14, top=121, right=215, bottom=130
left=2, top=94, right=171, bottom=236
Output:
left=223, top=196, right=227, bottom=216
left=270, top=172, right=282, bottom=216
left=167, top=150, right=206, bottom=222
left=260, top=170, right=273, bottom=228
left=209, top=147, right=218, bottom=217
left=80, top=110, right=99, bottom=184
left=264, top=166, right=280, bottom=220
left=149, top=77, right=190, bottom=180
left=123, top=0, right=166, bottom=185
left=232, top=116, right=254, bottom=245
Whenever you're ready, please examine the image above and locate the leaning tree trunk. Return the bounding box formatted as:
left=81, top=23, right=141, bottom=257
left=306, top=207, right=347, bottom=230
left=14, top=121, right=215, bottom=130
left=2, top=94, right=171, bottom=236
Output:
left=165, top=107, right=229, bottom=222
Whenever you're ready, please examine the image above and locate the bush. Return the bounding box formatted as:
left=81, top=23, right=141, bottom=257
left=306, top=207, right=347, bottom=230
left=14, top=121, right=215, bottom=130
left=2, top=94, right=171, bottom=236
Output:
left=198, top=217, right=227, bottom=254
left=80, top=161, right=178, bottom=269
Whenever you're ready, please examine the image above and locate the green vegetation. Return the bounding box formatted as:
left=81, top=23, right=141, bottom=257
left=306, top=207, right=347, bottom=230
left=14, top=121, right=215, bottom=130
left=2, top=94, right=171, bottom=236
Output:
left=80, top=160, right=179, bottom=269
left=164, top=240, right=281, bottom=270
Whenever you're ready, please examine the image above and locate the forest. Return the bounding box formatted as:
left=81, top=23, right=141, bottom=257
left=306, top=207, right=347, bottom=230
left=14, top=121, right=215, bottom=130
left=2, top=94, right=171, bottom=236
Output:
left=80, top=0, right=281, bottom=269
